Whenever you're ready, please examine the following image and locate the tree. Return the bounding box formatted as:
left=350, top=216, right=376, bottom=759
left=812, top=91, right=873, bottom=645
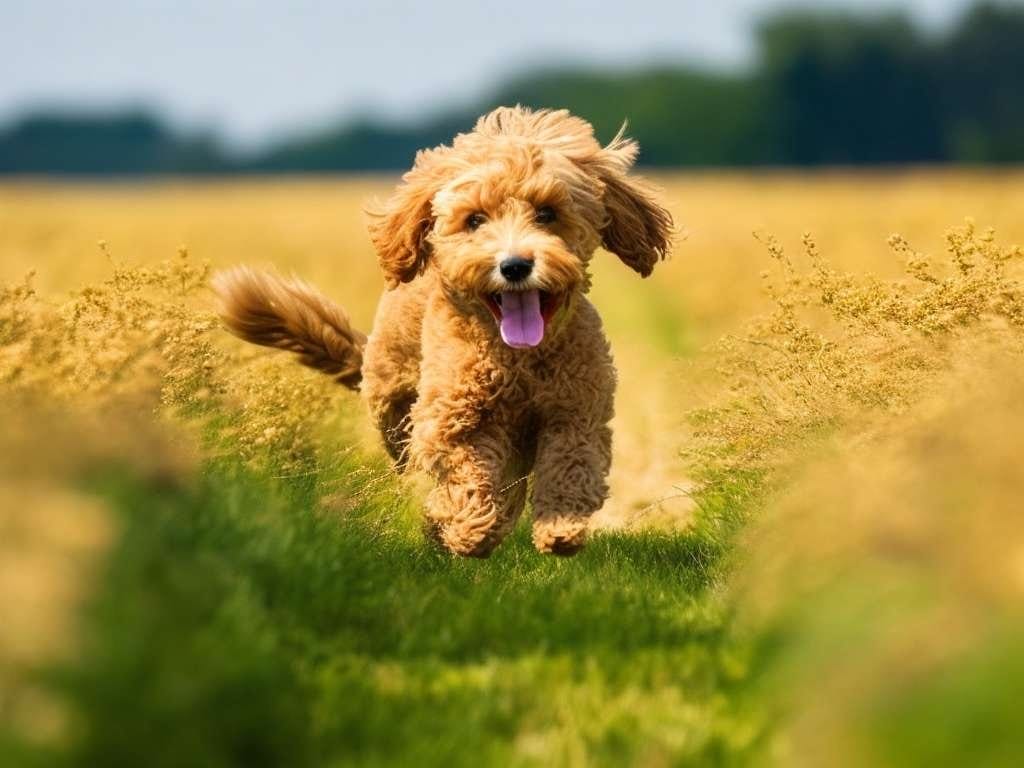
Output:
left=756, top=11, right=944, bottom=165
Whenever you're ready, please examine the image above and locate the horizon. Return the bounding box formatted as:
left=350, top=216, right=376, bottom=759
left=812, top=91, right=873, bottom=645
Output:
left=5, top=0, right=972, bottom=150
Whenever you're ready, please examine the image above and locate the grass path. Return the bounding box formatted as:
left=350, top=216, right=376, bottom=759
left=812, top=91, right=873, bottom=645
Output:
left=3, top=434, right=763, bottom=767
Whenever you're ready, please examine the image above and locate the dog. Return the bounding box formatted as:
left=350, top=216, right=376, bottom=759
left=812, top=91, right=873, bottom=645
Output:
left=213, top=106, right=673, bottom=557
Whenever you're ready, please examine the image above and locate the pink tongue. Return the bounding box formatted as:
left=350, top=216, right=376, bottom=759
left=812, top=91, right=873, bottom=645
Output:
left=499, top=290, right=544, bottom=348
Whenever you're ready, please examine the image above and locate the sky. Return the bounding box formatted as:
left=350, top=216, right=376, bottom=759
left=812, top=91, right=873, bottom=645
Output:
left=3, top=0, right=973, bottom=149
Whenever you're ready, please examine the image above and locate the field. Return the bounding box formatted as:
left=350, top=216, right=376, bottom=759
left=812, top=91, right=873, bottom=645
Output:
left=3, top=171, right=1024, bottom=766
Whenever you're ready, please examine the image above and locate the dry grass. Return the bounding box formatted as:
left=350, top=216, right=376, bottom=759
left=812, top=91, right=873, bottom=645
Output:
left=4, top=172, right=1024, bottom=521
left=689, top=220, right=1024, bottom=480
left=0, top=243, right=353, bottom=474
left=684, top=217, right=1024, bottom=765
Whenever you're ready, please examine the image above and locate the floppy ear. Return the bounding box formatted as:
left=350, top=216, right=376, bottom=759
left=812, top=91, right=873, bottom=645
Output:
left=366, top=147, right=450, bottom=288
left=589, top=134, right=674, bottom=277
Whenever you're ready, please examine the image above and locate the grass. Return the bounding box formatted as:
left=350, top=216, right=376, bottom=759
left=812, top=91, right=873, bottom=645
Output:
left=4, top=443, right=760, bottom=767
left=868, top=629, right=1024, bottom=768
left=5, top=173, right=1024, bottom=766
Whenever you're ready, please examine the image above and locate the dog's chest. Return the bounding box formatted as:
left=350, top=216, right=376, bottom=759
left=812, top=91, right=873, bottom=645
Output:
left=487, top=347, right=585, bottom=414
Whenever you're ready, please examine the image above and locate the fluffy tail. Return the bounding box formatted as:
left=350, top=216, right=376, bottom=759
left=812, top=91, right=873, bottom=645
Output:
left=212, top=266, right=367, bottom=389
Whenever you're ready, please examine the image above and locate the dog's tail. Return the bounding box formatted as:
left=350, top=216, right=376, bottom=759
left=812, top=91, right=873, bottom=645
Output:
left=212, top=266, right=367, bottom=390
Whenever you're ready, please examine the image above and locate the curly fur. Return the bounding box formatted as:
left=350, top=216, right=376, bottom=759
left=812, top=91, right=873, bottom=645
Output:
left=215, top=106, right=673, bottom=557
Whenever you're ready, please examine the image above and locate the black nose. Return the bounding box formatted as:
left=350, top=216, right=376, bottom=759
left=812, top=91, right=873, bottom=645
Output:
left=499, top=256, right=533, bottom=282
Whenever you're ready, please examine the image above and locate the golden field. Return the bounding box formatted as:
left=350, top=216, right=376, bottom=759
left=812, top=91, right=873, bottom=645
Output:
left=4, top=171, right=1024, bottom=765
left=4, top=171, right=1024, bottom=521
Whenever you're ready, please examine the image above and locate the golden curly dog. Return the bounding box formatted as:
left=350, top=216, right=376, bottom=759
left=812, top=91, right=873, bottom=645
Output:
left=214, top=106, right=673, bottom=557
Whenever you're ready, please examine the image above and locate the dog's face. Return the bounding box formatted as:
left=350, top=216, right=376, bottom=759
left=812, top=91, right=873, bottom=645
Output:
left=428, top=145, right=604, bottom=347
left=368, top=107, right=673, bottom=348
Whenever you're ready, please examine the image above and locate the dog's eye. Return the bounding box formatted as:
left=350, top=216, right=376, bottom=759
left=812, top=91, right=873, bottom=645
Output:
left=465, top=212, right=486, bottom=231
left=535, top=206, right=557, bottom=225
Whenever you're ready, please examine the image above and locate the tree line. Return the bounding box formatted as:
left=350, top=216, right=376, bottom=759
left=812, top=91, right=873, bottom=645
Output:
left=1, top=2, right=1021, bottom=174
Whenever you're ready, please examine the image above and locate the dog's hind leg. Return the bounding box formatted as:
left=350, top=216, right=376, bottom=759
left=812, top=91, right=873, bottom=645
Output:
left=367, top=391, right=416, bottom=469
left=360, top=288, right=424, bottom=469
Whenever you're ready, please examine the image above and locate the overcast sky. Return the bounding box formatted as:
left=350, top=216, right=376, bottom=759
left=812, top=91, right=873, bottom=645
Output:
left=4, top=0, right=973, bottom=148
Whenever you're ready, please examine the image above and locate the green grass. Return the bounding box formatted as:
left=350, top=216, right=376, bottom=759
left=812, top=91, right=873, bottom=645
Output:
left=4, top=440, right=764, bottom=768
left=7, top=403, right=1021, bottom=767
left=868, top=628, right=1024, bottom=768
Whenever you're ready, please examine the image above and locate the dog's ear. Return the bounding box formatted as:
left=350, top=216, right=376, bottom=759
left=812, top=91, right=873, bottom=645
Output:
left=586, top=132, right=673, bottom=277
left=366, top=147, right=451, bottom=288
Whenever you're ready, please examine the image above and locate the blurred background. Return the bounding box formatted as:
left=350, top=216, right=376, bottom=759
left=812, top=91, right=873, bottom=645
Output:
left=2, top=0, right=1022, bottom=174
left=5, top=3, right=1024, bottom=766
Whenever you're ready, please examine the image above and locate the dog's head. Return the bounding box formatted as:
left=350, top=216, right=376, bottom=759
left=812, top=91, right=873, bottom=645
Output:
left=367, top=106, right=673, bottom=348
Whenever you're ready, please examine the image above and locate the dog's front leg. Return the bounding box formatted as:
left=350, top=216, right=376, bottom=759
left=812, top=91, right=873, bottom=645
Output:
left=408, top=332, right=524, bottom=555
left=530, top=416, right=612, bottom=556
left=415, top=426, right=525, bottom=557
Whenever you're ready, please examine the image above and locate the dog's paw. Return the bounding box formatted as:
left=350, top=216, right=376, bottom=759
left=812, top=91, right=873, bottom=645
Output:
left=438, top=524, right=501, bottom=558
left=425, top=487, right=504, bottom=558
left=532, top=516, right=589, bottom=556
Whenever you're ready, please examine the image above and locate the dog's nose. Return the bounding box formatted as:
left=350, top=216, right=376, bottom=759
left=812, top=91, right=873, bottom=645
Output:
left=499, top=256, right=533, bottom=282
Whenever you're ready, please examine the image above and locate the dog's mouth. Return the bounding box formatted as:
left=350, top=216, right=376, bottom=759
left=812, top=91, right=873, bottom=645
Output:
left=482, top=290, right=563, bottom=348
